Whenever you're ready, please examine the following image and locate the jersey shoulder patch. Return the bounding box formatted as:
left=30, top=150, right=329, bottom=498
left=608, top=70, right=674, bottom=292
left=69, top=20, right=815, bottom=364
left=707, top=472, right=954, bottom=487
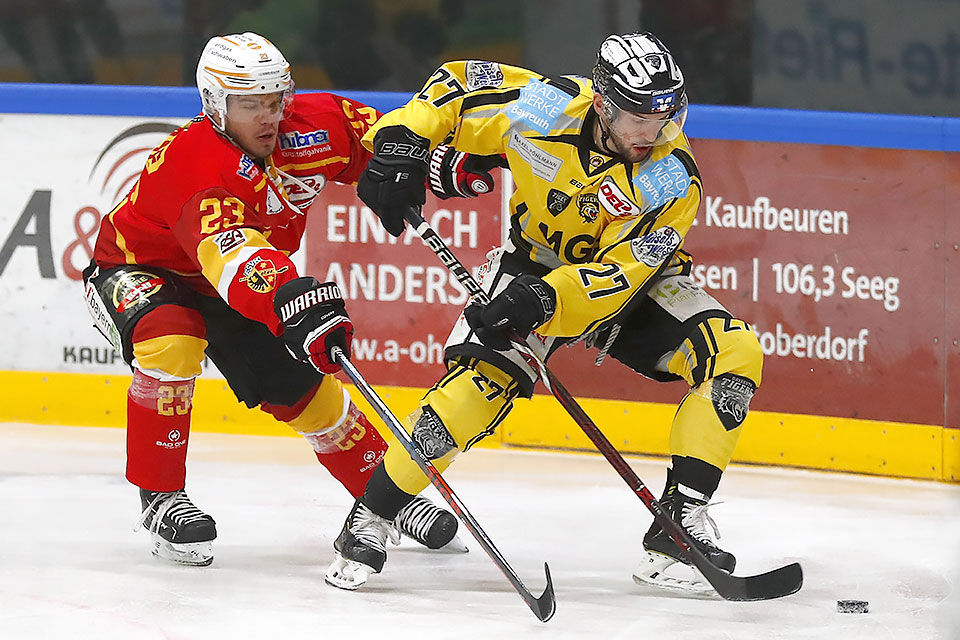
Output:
left=465, top=61, right=505, bottom=90
left=630, top=226, right=681, bottom=267
left=597, top=176, right=640, bottom=217
left=631, top=154, right=692, bottom=210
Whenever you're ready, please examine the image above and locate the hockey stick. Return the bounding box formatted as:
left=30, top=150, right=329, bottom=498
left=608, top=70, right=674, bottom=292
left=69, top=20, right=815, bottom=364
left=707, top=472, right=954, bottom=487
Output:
left=331, top=346, right=556, bottom=622
left=403, top=208, right=803, bottom=601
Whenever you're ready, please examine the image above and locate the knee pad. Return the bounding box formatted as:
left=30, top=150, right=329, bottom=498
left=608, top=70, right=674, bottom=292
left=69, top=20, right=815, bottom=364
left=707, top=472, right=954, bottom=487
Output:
left=381, top=359, right=520, bottom=496
left=299, top=387, right=358, bottom=454
left=706, top=373, right=756, bottom=431
left=128, top=365, right=197, bottom=416
left=717, top=321, right=764, bottom=387
left=265, top=374, right=346, bottom=434
left=302, top=397, right=388, bottom=498
left=295, top=380, right=387, bottom=461
left=667, top=316, right=763, bottom=388
left=131, top=306, right=207, bottom=379
left=427, top=358, right=521, bottom=451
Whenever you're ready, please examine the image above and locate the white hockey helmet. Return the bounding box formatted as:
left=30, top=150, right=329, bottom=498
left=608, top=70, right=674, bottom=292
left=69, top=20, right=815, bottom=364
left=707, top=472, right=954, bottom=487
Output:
left=195, top=32, right=294, bottom=130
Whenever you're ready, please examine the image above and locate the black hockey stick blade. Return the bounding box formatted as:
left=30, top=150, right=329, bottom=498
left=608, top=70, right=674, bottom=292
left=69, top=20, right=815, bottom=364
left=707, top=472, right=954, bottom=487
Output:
left=552, top=375, right=805, bottom=601
left=694, top=554, right=803, bottom=601
left=530, top=563, right=557, bottom=622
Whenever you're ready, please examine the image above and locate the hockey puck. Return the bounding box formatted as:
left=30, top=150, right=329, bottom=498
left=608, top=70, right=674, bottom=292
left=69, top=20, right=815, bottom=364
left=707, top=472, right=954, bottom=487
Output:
left=836, top=599, right=869, bottom=613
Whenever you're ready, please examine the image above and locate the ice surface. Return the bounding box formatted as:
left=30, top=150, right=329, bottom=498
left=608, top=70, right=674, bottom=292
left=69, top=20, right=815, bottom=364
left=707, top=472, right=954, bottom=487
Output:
left=1, top=423, right=957, bottom=639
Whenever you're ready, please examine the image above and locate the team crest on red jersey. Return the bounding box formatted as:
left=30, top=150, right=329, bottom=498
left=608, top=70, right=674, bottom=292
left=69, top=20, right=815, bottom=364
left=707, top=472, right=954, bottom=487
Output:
left=112, top=270, right=164, bottom=313
left=239, top=257, right=288, bottom=293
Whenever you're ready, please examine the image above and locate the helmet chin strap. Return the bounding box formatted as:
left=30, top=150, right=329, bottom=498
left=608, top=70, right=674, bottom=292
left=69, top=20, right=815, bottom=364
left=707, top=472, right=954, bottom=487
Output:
left=594, top=111, right=627, bottom=159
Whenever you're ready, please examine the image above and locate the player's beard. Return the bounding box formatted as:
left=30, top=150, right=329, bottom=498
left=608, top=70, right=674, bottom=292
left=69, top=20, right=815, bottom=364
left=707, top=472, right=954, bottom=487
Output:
left=607, top=133, right=651, bottom=163
left=595, top=115, right=651, bottom=163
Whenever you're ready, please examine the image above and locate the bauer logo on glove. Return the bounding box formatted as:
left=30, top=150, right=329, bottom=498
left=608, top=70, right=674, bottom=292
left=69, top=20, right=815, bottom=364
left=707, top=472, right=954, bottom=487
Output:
left=357, top=126, right=431, bottom=237
left=465, top=275, right=556, bottom=351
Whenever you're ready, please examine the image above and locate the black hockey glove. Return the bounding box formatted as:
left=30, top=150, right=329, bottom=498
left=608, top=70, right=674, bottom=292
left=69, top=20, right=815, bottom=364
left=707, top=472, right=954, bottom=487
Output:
left=274, top=277, right=353, bottom=375
left=428, top=145, right=506, bottom=199
left=464, top=275, right=556, bottom=352
left=357, top=125, right=430, bottom=237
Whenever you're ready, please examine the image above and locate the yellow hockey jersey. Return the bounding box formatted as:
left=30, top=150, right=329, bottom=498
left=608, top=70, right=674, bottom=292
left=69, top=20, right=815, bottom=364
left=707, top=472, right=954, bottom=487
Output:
left=364, top=61, right=702, bottom=338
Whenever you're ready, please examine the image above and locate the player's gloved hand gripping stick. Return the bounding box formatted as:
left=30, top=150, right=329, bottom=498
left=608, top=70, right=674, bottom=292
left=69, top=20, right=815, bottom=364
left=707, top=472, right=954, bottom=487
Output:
left=402, top=207, right=803, bottom=602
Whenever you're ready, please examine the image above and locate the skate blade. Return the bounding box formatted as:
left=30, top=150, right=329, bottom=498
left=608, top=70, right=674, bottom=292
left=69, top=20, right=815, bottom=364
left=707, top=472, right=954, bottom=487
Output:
left=324, top=552, right=377, bottom=590
left=632, top=550, right=717, bottom=595
left=151, top=537, right=214, bottom=567
left=435, top=533, right=469, bottom=554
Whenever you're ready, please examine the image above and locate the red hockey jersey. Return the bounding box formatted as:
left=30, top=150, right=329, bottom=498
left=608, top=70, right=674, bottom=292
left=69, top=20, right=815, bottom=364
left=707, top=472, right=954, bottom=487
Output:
left=93, top=92, right=379, bottom=334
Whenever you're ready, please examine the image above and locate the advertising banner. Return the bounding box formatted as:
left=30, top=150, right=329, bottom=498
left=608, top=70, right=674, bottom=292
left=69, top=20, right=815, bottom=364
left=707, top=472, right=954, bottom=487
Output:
left=303, top=182, right=504, bottom=390
left=753, top=0, right=960, bottom=117
left=0, top=114, right=179, bottom=374
left=1, top=111, right=955, bottom=432
left=546, top=139, right=946, bottom=426
left=302, top=140, right=954, bottom=429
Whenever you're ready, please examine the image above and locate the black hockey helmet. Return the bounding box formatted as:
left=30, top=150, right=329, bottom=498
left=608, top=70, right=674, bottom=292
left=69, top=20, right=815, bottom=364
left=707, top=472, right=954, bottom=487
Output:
left=592, top=32, right=688, bottom=146
left=593, top=32, right=686, bottom=116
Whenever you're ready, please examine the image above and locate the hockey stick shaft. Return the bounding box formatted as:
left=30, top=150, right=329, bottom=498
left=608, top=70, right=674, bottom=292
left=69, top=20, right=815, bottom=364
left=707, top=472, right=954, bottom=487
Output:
left=332, top=347, right=556, bottom=622
left=404, top=209, right=802, bottom=601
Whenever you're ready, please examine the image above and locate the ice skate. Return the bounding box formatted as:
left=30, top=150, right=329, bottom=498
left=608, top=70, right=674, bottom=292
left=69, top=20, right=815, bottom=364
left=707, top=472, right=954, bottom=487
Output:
left=325, top=498, right=399, bottom=590
left=136, top=489, right=217, bottom=566
left=633, top=470, right=735, bottom=594
left=394, top=495, right=467, bottom=553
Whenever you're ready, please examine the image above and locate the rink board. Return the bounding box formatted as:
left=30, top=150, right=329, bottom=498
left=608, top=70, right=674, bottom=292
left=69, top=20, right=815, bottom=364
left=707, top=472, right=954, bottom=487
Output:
left=3, top=370, right=957, bottom=482
left=1, top=85, right=958, bottom=483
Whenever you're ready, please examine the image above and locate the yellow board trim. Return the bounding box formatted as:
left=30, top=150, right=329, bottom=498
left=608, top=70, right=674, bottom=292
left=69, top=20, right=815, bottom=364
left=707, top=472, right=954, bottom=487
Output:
left=3, top=370, right=956, bottom=482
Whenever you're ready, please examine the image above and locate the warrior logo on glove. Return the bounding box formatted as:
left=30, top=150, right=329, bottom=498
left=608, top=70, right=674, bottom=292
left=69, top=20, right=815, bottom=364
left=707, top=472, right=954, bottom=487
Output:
left=275, top=277, right=353, bottom=374
left=428, top=145, right=503, bottom=199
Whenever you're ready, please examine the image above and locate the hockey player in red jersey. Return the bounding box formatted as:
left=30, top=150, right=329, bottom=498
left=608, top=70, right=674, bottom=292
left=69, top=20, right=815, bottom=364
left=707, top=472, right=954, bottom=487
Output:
left=83, top=32, right=469, bottom=566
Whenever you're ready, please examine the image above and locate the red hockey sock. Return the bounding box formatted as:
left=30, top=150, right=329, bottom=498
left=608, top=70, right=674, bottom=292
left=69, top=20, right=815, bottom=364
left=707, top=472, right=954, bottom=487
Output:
left=125, top=369, right=195, bottom=491
left=304, top=403, right=388, bottom=498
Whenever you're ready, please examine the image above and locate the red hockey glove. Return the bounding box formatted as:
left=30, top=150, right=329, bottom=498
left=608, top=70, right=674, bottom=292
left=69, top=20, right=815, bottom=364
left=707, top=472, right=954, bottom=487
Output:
left=428, top=145, right=506, bottom=199
left=274, top=277, right=353, bottom=374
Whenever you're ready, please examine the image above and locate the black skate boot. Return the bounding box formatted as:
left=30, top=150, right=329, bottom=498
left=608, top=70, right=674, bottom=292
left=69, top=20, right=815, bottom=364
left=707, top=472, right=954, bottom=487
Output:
left=394, top=495, right=466, bottom=552
left=633, top=470, right=735, bottom=593
left=136, top=489, right=217, bottom=566
left=325, top=498, right=399, bottom=590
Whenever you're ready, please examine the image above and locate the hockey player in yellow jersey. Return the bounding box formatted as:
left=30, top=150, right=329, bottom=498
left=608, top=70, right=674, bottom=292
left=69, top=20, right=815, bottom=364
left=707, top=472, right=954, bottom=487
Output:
left=324, top=32, right=764, bottom=595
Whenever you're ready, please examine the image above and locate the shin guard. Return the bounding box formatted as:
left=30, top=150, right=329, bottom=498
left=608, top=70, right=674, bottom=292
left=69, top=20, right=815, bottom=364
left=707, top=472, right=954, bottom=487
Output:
left=125, top=368, right=195, bottom=491
left=303, top=398, right=387, bottom=498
